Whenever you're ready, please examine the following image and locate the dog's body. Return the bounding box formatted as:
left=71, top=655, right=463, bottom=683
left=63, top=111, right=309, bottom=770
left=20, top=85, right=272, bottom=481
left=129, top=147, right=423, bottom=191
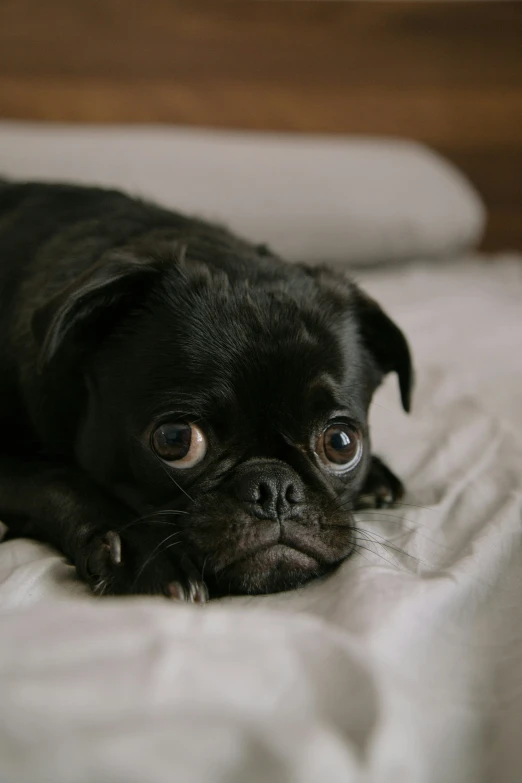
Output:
left=0, top=180, right=412, bottom=601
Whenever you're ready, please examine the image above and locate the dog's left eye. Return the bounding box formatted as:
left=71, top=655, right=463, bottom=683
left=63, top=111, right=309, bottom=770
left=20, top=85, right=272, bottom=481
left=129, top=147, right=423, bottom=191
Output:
left=316, top=423, right=363, bottom=473
left=151, top=422, right=207, bottom=468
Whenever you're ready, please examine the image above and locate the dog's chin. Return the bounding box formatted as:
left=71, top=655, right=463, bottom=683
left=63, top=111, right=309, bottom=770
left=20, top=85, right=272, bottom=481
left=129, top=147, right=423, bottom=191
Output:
left=211, top=544, right=331, bottom=596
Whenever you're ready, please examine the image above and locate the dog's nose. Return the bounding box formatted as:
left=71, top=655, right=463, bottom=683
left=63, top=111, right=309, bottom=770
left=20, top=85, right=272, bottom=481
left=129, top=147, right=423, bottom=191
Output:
left=235, top=464, right=305, bottom=520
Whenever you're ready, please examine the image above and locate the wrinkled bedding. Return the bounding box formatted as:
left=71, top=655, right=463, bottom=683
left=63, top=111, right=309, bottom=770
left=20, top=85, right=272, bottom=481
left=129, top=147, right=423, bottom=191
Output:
left=1, top=254, right=521, bottom=783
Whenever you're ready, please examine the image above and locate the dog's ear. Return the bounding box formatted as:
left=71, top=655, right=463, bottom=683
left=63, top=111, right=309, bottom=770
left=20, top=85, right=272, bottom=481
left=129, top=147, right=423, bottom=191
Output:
left=32, top=251, right=163, bottom=371
left=349, top=284, right=413, bottom=412
left=300, top=265, right=413, bottom=412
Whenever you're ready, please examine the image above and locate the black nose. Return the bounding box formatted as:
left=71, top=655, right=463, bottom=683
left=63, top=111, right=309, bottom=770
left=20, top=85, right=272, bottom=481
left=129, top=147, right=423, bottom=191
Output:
left=234, top=462, right=305, bottom=520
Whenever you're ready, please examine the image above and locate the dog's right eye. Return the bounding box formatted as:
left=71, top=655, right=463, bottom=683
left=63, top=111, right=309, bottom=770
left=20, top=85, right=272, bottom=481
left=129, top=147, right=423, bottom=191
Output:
left=315, top=422, right=363, bottom=473
left=151, top=422, right=207, bottom=468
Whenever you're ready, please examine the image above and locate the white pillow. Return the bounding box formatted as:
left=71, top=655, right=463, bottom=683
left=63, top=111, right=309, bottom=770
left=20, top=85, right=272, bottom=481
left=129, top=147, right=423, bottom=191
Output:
left=0, top=122, right=485, bottom=265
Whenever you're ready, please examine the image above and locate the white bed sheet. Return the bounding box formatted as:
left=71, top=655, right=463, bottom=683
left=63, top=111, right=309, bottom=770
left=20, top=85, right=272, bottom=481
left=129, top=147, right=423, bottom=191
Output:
left=1, top=254, right=521, bottom=783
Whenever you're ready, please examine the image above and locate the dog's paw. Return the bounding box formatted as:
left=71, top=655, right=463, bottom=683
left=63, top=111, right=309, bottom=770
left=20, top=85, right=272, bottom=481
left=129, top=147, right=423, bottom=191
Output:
left=355, top=456, right=404, bottom=510
left=84, top=527, right=208, bottom=603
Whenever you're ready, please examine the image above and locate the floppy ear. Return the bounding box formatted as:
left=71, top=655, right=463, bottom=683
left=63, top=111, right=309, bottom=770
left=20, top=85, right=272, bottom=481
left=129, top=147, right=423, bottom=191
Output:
left=32, top=251, right=163, bottom=371
left=299, top=264, right=413, bottom=412
left=350, top=285, right=413, bottom=412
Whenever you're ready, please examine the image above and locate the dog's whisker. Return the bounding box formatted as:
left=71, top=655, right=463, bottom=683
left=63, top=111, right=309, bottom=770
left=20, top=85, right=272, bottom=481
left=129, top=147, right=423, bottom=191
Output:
left=116, top=511, right=187, bottom=536
left=325, top=496, right=354, bottom=515
left=132, top=434, right=195, bottom=503
left=353, top=542, right=407, bottom=572
left=201, top=554, right=210, bottom=583
left=157, top=540, right=182, bottom=557
left=369, top=401, right=394, bottom=414
left=132, top=531, right=182, bottom=588
left=334, top=495, right=435, bottom=514
left=130, top=512, right=188, bottom=527
left=353, top=526, right=428, bottom=570
left=155, top=458, right=195, bottom=503
left=93, top=575, right=110, bottom=597
left=351, top=547, right=375, bottom=567
left=356, top=526, right=439, bottom=572
left=355, top=514, right=459, bottom=555
left=396, top=502, right=436, bottom=511
left=353, top=511, right=418, bottom=525
left=355, top=527, right=417, bottom=562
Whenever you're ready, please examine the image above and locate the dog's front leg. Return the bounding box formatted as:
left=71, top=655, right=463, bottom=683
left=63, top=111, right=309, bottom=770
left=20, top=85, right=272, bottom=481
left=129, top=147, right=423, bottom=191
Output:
left=354, top=455, right=405, bottom=510
left=0, top=457, right=130, bottom=583
left=0, top=458, right=208, bottom=601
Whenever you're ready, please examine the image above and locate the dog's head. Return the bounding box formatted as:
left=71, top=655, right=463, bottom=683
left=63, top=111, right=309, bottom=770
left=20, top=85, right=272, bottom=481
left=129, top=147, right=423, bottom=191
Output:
left=32, top=238, right=412, bottom=595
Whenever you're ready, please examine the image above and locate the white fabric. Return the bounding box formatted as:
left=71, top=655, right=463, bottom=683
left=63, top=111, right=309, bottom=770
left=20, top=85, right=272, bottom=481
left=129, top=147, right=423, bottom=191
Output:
left=0, top=122, right=485, bottom=265
left=1, top=254, right=521, bottom=783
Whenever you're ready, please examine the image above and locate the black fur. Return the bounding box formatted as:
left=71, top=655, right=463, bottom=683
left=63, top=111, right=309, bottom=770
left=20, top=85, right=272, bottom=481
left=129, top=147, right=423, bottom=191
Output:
left=0, top=180, right=413, bottom=601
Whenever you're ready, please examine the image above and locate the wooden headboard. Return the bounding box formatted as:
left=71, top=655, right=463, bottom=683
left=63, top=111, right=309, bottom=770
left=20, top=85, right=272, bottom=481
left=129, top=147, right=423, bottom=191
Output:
left=0, top=1, right=520, bottom=251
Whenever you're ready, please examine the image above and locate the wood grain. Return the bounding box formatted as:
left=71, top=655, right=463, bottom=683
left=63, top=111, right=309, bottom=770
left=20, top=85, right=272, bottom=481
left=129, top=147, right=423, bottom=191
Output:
left=0, top=1, right=520, bottom=250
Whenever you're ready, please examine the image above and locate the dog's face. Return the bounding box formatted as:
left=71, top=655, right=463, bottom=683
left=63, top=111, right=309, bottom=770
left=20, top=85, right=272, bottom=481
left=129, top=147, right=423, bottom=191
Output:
left=33, top=245, right=412, bottom=595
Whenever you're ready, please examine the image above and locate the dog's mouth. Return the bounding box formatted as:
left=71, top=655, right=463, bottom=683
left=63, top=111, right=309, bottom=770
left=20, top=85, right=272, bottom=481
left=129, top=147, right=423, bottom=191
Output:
left=205, top=521, right=353, bottom=596
left=137, top=493, right=356, bottom=596
left=211, top=541, right=323, bottom=596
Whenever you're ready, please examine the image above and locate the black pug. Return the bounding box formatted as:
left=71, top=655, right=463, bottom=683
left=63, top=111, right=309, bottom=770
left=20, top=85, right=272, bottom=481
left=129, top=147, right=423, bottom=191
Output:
left=0, top=180, right=412, bottom=602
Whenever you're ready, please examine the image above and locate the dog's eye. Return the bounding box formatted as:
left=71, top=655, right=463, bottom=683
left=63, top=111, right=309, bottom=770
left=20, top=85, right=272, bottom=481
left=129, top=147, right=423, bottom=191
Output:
left=151, top=422, right=207, bottom=468
left=316, top=423, right=362, bottom=472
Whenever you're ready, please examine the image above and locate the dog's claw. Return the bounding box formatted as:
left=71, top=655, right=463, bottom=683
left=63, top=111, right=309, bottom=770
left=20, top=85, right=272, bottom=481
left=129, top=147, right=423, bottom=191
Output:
left=85, top=530, right=122, bottom=586
left=103, top=530, right=122, bottom=565
left=167, top=580, right=208, bottom=604
left=85, top=528, right=209, bottom=600
left=356, top=487, right=399, bottom=510
left=355, top=456, right=404, bottom=510
left=168, top=581, right=186, bottom=601
left=377, top=488, right=395, bottom=507
left=193, top=583, right=209, bottom=603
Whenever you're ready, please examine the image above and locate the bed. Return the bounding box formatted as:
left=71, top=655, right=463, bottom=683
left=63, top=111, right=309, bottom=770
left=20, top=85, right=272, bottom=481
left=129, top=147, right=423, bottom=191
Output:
left=0, top=125, right=521, bottom=783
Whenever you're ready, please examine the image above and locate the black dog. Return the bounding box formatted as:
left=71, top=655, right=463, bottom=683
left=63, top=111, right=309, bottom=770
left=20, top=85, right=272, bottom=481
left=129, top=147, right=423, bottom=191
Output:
left=0, top=180, right=412, bottom=601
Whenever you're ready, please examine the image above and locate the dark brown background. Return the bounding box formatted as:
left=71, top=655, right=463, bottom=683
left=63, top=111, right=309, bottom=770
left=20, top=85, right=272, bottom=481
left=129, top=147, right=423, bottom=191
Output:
left=0, top=1, right=520, bottom=251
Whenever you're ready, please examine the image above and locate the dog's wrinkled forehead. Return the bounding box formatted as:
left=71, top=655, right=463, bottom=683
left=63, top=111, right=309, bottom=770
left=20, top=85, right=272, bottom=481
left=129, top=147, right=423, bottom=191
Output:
left=136, top=267, right=364, bottom=428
